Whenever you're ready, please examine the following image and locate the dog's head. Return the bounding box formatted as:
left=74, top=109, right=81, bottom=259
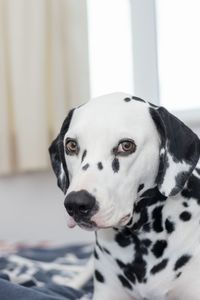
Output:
left=49, top=93, right=200, bottom=230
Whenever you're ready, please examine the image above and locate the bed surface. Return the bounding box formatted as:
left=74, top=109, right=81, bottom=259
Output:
left=0, top=243, right=93, bottom=300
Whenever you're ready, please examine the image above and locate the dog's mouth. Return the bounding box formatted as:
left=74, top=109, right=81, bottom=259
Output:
left=67, top=215, right=97, bottom=231
left=78, top=221, right=97, bottom=231
left=67, top=213, right=132, bottom=230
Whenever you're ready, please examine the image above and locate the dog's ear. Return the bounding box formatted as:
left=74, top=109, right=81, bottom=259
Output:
left=49, top=135, right=68, bottom=193
left=49, top=109, right=75, bottom=194
left=150, top=106, right=200, bottom=197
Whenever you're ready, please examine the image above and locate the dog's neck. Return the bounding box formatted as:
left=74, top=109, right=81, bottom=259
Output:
left=96, top=166, right=200, bottom=243
left=128, top=186, right=167, bottom=232
left=96, top=185, right=167, bottom=242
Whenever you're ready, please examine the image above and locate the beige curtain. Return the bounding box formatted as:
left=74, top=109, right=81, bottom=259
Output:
left=0, top=0, right=90, bottom=175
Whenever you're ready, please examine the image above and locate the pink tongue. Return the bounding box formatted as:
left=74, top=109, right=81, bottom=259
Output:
left=67, top=216, right=77, bottom=228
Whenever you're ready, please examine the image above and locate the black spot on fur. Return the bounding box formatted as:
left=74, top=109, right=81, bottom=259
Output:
left=176, top=272, right=182, bottom=278
left=132, top=208, right=149, bottom=231
left=103, top=247, right=111, bottom=255
left=97, top=162, right=103, bottom=170
left=150, top=258, right=168, bottom=274
left=135, top=187, right=166, bottom=214
left=115, top=231, right=147, bottom=283
left=131, top=188, right=164, bottom=235
left=174, top=255, right=191, bottom=271
left=81, top=150, right=87, bottom=162
left=179, top=211, right=191, bottom=221
left=116, top=259, right=126, bottom=269
left=112, top=158, right=120, bottom=173
left=148, top=101, right=158, bottom=108
left=82, top=163, right=89, bottom=170
left=141, top=239, right=152, bottom=248
left=138, top=184, right=144, bottom=193
left=124, top=95, right=146, bottom=104
left=131, top=235, right=147, bottom=282
left=118, top=274, right=132, bottom=290
left=181, top=175, right=200, bottom=204
left=115, top=230, right=131, bottom=247
left=132, top=96, right=146, bottom=103
left=152, top=205, right=164, bottom=232
left=115, top=259, right=136, bottom=284
left=165, top=218, right=175, bottom=234
left=124, top=268, right=136, bottom=284
left=115, top=231, right=151, bottom=284
left=143, top=223, right=151, bottom=232
left=171, top=172, right=191, bottom=197
left=151, top=240, right=167, bottom=258
left=124, top=97, right=131, bottom=102
left=94, top=249, right=99, bottom=259
left=95, top=270, right=105, bottom=283
left=182, top=202, right=189, bottom=208
left=96, top=239, right=103, bottom=252
left=141, top=246, right=148, bottom=256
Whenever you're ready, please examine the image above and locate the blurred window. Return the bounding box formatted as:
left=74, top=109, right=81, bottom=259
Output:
left=87, top=0, right=134, bottom=98
left=156, top=0, right=200, bottom=111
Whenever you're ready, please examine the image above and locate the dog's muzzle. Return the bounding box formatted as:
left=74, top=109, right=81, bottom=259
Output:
left=64, top=190, right=96, bottom=223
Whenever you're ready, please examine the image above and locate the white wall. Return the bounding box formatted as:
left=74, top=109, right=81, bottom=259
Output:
left=0, top=171, right=94, bottom=245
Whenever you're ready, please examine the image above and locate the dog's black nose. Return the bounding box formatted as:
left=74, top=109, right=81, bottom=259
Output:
left=64, top=190, right=96, bottom=218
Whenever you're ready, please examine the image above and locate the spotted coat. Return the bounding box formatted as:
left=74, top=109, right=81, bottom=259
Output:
left=49, top=93, right=200, bottom=300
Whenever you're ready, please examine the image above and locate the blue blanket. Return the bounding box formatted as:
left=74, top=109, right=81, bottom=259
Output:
left=0, top=244, right=93, bottom=300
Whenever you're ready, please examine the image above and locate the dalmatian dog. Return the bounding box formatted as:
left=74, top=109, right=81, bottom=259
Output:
left=49, top=92, right=200, bottom=300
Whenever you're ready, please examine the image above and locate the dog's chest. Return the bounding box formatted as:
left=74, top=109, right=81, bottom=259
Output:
left=94, top=196, right=200, bottom=300
left=95, top=230, right=172, bottom=299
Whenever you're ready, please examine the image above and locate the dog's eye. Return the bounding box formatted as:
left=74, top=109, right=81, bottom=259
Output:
left=65, top=139, right=79, bottom=155
left=115, top=139, right=136, bottom=155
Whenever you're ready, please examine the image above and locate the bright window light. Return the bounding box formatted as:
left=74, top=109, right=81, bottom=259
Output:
left=156, top=0, right=200, bottom=111
left=87, top=0, right=134, bottom=98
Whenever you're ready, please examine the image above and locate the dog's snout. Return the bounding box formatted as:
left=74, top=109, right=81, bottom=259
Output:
left=64, top=190, right=96, bottom=218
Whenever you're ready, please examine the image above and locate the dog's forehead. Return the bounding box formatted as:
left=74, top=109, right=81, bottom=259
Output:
left=68, top=93, right=152, bottom=138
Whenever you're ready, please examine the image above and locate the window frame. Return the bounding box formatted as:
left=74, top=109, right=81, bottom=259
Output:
left=129, top=0, right=200, bottom=127
left=129, top=0, right=159, bottom=105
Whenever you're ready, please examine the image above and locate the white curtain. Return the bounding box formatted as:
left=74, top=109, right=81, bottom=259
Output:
left=0, top=0, right=90, bottom=175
